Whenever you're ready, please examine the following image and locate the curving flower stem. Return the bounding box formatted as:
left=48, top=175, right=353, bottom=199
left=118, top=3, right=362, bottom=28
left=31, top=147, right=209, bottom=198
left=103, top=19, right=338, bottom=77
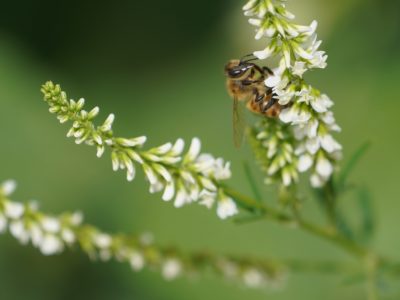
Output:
left=223, top=186, right=372, bottom=259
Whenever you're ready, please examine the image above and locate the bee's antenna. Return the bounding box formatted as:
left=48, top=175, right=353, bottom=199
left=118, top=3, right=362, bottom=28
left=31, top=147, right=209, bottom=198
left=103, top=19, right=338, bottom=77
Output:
left=240, top=53, right=258, bottom=64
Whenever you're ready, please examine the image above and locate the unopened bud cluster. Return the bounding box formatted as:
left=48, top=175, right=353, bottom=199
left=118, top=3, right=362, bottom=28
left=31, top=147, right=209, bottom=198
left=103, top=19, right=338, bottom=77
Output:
left=243, top=0, right=342, bottom=187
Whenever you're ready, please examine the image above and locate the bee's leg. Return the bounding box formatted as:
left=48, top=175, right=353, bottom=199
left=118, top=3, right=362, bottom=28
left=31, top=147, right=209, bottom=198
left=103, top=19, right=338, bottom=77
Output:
left=262, top=96, right=278, bottom=113
left=263, top=66, right=274, bottom=76
left=242, top=79, right=263, bottom=86
left=254, top=89, right=264, bottom=103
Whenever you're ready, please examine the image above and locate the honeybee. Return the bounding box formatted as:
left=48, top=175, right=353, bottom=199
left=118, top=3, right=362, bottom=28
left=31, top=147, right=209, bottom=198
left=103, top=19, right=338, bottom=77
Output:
left=225, top=54, right=282, bottom=147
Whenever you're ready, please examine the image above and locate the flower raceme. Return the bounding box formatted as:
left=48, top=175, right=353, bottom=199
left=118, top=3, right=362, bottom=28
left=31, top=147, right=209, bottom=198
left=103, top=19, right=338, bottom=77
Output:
left=0, top=180, right=285, bottom=288
left=41, top=82, right=237, bottom=219
left=243, top=0, right=342, bottom=187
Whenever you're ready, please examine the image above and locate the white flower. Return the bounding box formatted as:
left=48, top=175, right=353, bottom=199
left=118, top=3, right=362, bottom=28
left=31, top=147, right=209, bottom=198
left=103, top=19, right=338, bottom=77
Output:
left=198, top=190, right=216, bottom=209
left=292, top=61, right=307, bottom=77
left=316, top=156, right=333, bottom=178
left=30, top=224, right=44, bottom=247
left=254, top=44, right=276, bottom=60
left=305, top=134, right=342, bottom=155
left=70, top=211, right=84, bottom=226
left=101, top=113, right=115, bottom=132
left=9, top=221, right=29, bottom=244
left=310, top=94, right=333, bottom=113
left=298, top=154, right=313, bottom=172
left=1, top=180, right=17, bottom=196
left=41, top=217, right=61, bottom=233
left=305, top=137, right=320, bottom=155
left=130, top=252, right=145, bottom=271
left=243, top=269, right=265, bottom=288
left=162, top=181, right=175, bottom=201
left=282, top=168, right=292, bottom=186
left=4, top=201, right=24, bottom=219
left=212, top=159, right=232, bottom=180
left=279, top=106, right=311, bottom=125
left=170, top=139, right=185, bottom=156
left=184, top=138, right=201, bottom=162
left=61, top=229, right=75, bottom=244
left=217, top=197, right=238, bottom=220
left=40, top=234, right=64, bottom=255
left=320, top=134, right=342, bottom=153
left=174, top=187, right=190, bottom=208
left=94, top=233, right=112, bottom=249
left=193, top=154, right=216, bottom=173
left=162, top=259, right=182, bottom=281
left=310, top=173, right=324, bottom=188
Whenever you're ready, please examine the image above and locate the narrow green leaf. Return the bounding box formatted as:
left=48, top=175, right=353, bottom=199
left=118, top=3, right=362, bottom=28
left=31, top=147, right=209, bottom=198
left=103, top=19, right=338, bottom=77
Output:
left=340, top=272, right=366, bottom=286
left=336, top=141, right=371, bottom=193
left=243, top=161, right=263, bottom=202
left=357, top=187, right=375, bottom=243
left=336, top=210, right=355, bottom=240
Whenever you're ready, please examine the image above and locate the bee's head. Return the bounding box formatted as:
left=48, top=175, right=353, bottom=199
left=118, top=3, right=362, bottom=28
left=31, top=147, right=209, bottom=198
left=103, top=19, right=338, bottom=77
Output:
left=225, top=59, right=251, bottom=78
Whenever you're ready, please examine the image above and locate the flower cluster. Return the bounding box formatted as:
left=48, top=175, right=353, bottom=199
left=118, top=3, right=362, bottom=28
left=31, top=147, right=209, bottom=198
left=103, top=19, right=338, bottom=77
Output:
left=41, top=82, right=237, bottom=219
left=243, top=0, right=342, bottom=187
left=0, top=180, right=286, bottom=288
left=249, top=118, right=298, bottom=186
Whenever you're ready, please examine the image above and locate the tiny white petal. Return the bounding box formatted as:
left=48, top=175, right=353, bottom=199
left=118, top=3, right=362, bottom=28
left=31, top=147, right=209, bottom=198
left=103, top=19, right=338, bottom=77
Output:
left=305, top=137, right=320, bottom=155
left=170, top=139, right=185, bottom=155
left=243, top=269, right=264, bottom=288
left=185, top=138, right=201, bottom=162
left=162, top=181, right=175, bottom=201
left=248, top=18, right=261, bottom=27
left=316, top=156, right=333, bottom=178
left=9, top=221, right=29, bottom=244
left=282, top=169, right=292, bottom=186
left=143, top=164, right=159, bottom=185
left=253, top=45, right=274, bottom=60
left=320, top=135, right=342, bottom=153
left=217, top=197, right=238, bottom=220
left=40, top=234, right=64, bottom=255
left=198, top=190, right=216, bottom=209
left=243, top=0, right=257, bottom=11
left=41, top=217, right=61, bottom=233
left=310, top=173, right=324, bottom=188
left=174, top=188, right=188, bottom=208
left=4, top=201, right=25, bottom=219
left=130, top=252, right=145, bottom=271
left=162, top=259, right=182, bottom=281
left=96, top=146, right=105, bottom=158
left=265, top=75, right=281, bottom=87
left=70, top=211, right=84, bottom=226
left=298, top=154, right=313, bottom=172
left=61, top=229, right=76, bottom=244
left=1, top=180, right=17, bottom=196
left=94, top=233, right=112, bottom=249
left=30, top=224, right=44, bottom=247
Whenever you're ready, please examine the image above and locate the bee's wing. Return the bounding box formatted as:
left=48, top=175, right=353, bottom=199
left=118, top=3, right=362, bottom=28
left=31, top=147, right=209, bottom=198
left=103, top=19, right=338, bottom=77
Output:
left=233, top=97, right=246, bottom=148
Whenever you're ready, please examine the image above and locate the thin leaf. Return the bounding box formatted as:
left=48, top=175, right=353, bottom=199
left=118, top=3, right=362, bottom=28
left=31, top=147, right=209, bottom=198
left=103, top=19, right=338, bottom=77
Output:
left=357, top=187, right=375, bottom=243
left=336, top=141, right=371, bottom=193
left=340, top=272, right=366, bottom=286
left=243, top=161, right=263, bottom=202
left=336, top=210, right=356, bottom=240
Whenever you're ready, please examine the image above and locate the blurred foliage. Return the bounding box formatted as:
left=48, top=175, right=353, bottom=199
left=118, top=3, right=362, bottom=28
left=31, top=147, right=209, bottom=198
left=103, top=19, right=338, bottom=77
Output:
left=0, top=0, right=400, bottom=299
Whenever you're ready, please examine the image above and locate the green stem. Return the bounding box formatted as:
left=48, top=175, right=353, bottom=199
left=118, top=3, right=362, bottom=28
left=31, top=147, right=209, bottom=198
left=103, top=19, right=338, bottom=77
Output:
left=223, top=186, right=370, bottom=259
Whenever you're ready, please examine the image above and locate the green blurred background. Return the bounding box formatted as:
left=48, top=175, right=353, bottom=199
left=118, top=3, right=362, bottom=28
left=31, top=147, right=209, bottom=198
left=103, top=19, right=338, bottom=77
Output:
left=0, top=0, right=399, bottom=299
